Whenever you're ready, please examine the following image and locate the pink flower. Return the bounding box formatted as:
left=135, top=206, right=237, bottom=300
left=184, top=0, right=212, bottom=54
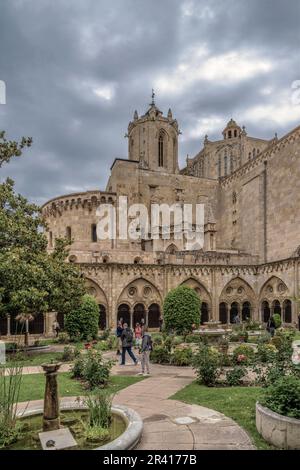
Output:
left=237, top=354, right=247, bottom=363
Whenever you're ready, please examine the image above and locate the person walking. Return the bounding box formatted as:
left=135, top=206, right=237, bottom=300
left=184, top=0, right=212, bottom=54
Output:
left=134, top=322, right=142, bottom=349
left=116, top=320, right=123, bottom=356
left=120, top=323, right=138, bottom=365
left=234, top=314, right=240, bottom=325
left=138, top=327, right=152, bottom=376
left=52, top=319, right=60, bottom=337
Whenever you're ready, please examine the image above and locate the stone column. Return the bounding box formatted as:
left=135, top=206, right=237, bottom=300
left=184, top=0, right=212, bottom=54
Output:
left=42, top=363, right=61, bottom=431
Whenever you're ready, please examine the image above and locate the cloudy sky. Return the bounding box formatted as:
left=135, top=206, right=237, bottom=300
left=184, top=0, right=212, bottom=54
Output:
left=0, top=0, right=300, bottom=204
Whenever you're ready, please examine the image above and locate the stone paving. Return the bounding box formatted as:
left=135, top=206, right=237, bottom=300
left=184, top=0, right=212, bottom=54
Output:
left=14, top=356, right=255, bottom=450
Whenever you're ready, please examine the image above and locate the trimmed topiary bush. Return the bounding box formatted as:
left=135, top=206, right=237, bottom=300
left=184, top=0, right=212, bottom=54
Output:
left=163, top=286, right=201, bottom=335
left=65, top=294, right=99, bottom=341
left=273, top=314, right=282, bottom=329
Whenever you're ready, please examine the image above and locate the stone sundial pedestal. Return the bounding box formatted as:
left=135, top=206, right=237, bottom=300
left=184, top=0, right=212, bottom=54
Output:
left=41, top=363, right=62, bottom=432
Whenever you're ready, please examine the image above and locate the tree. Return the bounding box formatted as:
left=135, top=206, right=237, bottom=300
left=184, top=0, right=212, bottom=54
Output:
left=163, top=286, right=201, bottom=334
left=0, top=131, right=32, bottom=168
left=65, top=295, right=99, bottom=341
left=0, top=136, right=85, bottom=345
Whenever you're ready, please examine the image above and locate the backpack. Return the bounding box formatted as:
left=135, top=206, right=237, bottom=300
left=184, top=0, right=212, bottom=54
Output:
left=125, top=328, right=134, bottom=343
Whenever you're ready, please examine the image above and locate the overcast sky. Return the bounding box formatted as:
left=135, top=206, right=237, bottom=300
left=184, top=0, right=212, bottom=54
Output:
left=1, top=0, right=300, bottom=205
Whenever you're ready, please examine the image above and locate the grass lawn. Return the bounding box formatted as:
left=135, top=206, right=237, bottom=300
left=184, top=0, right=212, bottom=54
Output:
left=171, top=382, right=274, bottom=450
left=294, top=331, right=300, bottom=340
left=7, top=352, right=65, bottom=367
left=17, top=372, right=144, bottom=402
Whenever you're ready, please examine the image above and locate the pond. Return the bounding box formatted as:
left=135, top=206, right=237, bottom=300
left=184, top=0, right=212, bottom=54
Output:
left=5, top=410, right=126, bottom=450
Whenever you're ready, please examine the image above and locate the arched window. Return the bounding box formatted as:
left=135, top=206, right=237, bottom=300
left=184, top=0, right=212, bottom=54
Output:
left=218, top=155, right=221, bottom=177
left=234, top=130, right=237, bottom=138
left=133, top=304, right=145, bottom=327
left=228, top=130, right=232, bottom=139
left=242, top=302, right=251, bottom=322
left=283, top=300, right=292, bottom=324
left=99, top=305, right=107, bottom=330
left=201, top=302, right=209, bottom=324
left=262, top=301, right=270, bottom=323
left=253, top=148, right=256, bottom=158
left=91, top=224, right=97, bottom=242
left=224, top=150, right=228, bottom=176
left=158, top=132, right=164, bottom=167
left=118, top=304, right=130, bottom=327
left=230, top=154, right=233, bottom=173
left=230, top=302, right=239, bottom=324
left=273, top=300, right=281, bottom=316
left=248, top=152, right=252, bottom=161
left=66, top=226, right=72, bottom=241
left=219, top=302, right=228, bottom=324
left=148, top=304, right=160, bottom=328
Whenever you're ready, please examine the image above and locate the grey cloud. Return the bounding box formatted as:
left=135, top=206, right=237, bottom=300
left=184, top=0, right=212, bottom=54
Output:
left=0, top=0, right=300, bottom=203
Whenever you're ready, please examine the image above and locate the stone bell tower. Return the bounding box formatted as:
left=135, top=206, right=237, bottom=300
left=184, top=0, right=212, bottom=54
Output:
left=127, top=91, right=180, bottom=174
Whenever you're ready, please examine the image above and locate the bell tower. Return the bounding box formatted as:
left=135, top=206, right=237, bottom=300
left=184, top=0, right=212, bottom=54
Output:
left=127, top=91, right=180, bottom=173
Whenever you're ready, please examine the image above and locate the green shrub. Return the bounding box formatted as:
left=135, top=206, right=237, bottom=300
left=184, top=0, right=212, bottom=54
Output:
left=225, top=366, right=246, bottom=386
left=62, top=345, right=76, bottom=362
left=171, top=348, right=193, bottom=366
left=95, top=340, right=110, bottom=351
left=57, top=332, right=69, bottom=344
left=152, top=334, right=163, bottom=346
left=5, top=342, right=18, bottom=353
left=71, top=350, right=113, bottom=389
left=173, top=336, right=184, bottom=346
left=71, top=354, right=85, bottom=378
left=244, top=320, right=262, bottom=331
left=150, top=345, right=171, bottom=364
left=257, top=333, right=271, bottom=345
left=261, top=376, right=300, bottom=419
left=185, top=334, right=201, bottom=344
left=273, top=314, right=282, bottom=329
left=256, top=343, right=277, bottom=363
left=99, top=329, right=110, bottom=341
left=65, top=295, right=99, bottom=341
left=163, top=286, right=201, bottom=335
left=164, top=335, right=174, bottom=353
left=193, top=344, right=220, bottom=386
left=232, top=345, right=254, bottom=364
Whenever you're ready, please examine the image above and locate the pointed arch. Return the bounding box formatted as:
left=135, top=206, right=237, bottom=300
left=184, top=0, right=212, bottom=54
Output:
left=166, top=243, right=179, bottom=254
left=219, top=277, right=255, bottom=321
left=85, top=278, right=108, bottom=329
left=158, top=129, right=167, bottom=167
left=117, top=277, right=162, bottom=327
left=259, top=276, right=289, bottom=301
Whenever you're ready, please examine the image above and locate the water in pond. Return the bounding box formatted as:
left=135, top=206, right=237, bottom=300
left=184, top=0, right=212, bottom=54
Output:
left=5, top=410, right=126, bottom=450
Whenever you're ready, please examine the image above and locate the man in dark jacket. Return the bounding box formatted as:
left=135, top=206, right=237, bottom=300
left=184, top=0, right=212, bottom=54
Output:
left=120, top=323, right=138, bottom=366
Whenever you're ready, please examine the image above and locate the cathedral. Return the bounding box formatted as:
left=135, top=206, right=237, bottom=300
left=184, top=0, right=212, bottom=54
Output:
left=33, top=97, right=300, bottom=335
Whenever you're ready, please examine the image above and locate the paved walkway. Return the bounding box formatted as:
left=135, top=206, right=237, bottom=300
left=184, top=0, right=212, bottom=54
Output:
left=14, top=357, right=254, bottom=450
